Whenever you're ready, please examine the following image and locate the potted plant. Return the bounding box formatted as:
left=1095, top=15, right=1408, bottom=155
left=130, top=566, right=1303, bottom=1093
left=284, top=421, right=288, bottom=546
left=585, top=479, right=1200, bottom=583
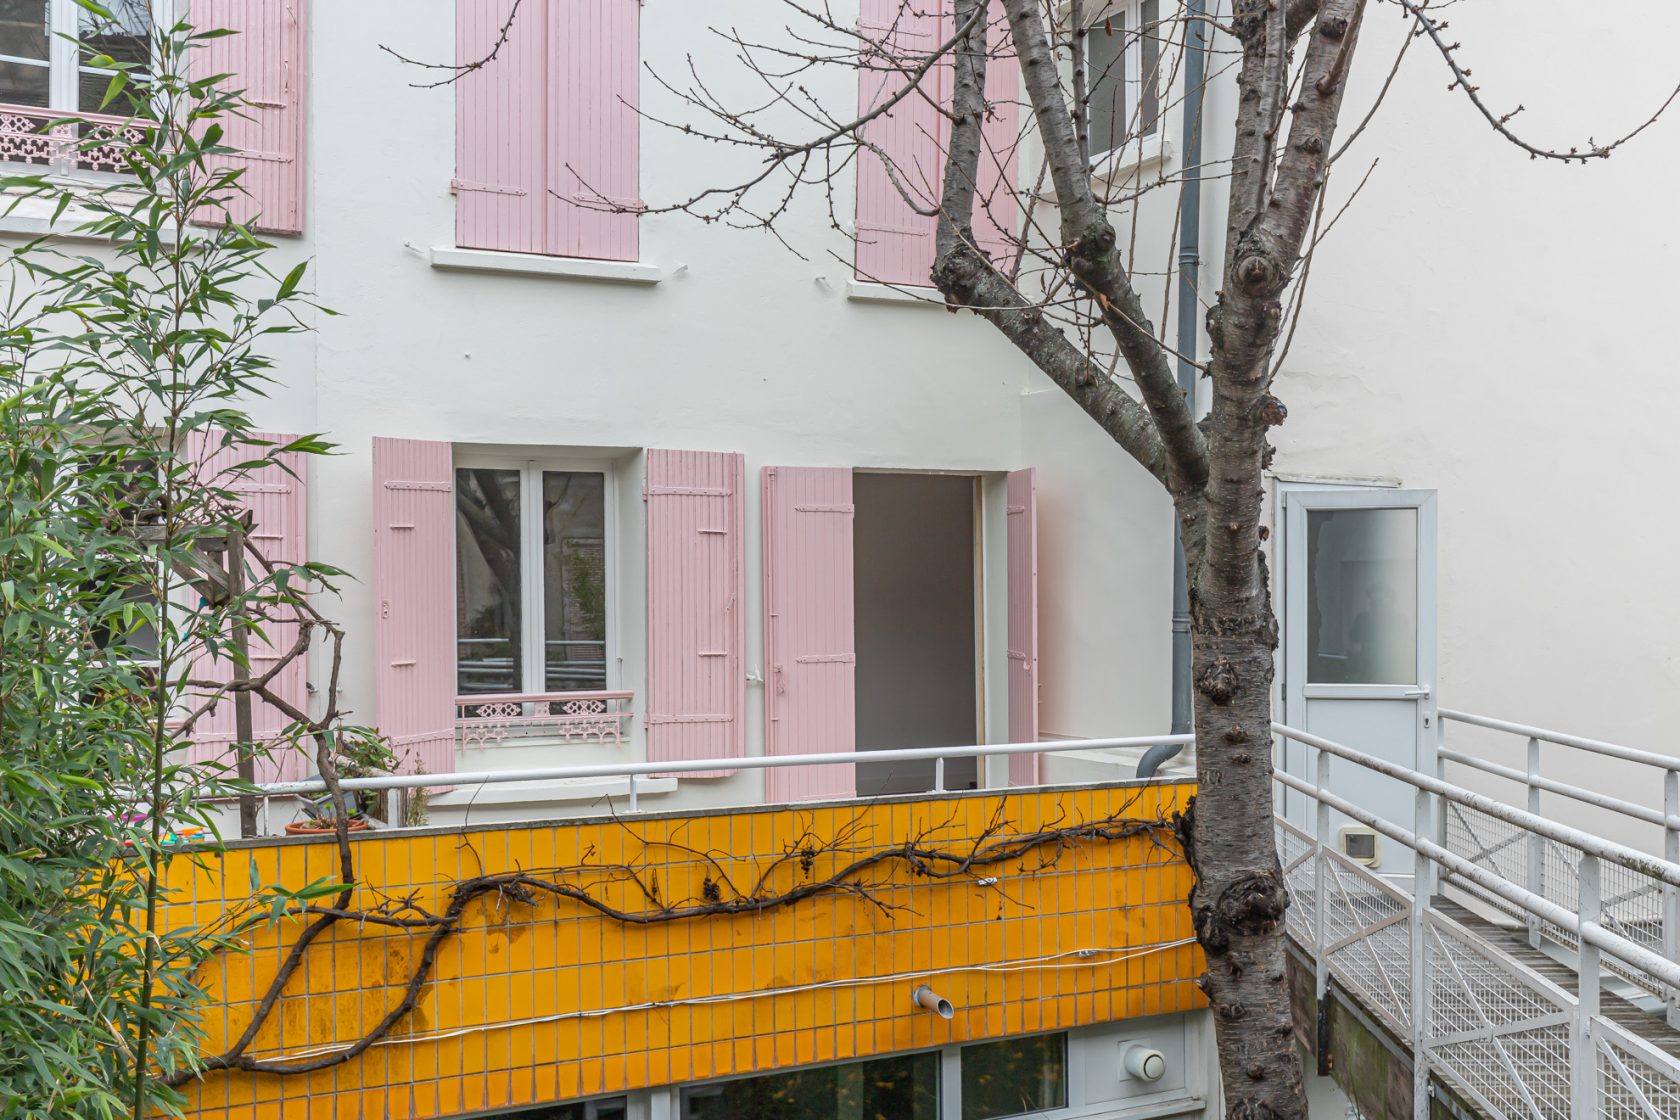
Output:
left=283, top=728, right=397, bottom=836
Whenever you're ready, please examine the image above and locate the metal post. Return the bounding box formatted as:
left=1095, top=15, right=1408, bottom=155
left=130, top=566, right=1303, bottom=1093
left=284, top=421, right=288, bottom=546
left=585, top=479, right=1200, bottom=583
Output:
left=228, top=527, right=257, bottom=839
left=1526, top=737, right=1543, bottom=949
left=1571, top=853, right=1602, bottom=1118
left=934, top=756, right=946, bottom=794
left=1314, top=748, right=1331, bottom=1075
left=1664, top=769, right=1679, bottom=1029
left=1410, top=787, right=1433, bottom=1120
left=627, top=772, right=638, bottom=813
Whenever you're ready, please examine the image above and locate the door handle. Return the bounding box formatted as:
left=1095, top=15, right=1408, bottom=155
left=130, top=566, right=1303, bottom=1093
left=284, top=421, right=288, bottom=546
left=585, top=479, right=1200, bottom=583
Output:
left=1403, top=686, right=1432, bottom=698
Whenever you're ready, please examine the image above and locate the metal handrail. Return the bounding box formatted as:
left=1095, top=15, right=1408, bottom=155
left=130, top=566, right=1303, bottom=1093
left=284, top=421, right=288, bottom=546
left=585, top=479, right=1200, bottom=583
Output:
left=251, top=733, right=1196, bottom=798
left=1271, top=765, right=1680, bottom=991
left=1440, top=708, right=1680, bottom=773
left=1436, top=746, right=1680, bottom=830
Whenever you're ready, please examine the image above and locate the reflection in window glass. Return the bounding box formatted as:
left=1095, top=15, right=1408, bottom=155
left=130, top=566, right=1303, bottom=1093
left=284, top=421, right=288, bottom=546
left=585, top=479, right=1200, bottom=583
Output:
left=1086, top=10, right=1127, bottom=156
left=961, top=1032, right=1068, bottom=1119
left=492, top=1097, right=626, bottom=1120
left=0, top=0, right=50, bottom=108
left=682, top=1051, right=939, bottom=1120
left=456, top=468, right=523, bottom=694
left=542, top=471, right=607, bottom=692
left=1306, top=508, right=1419, bottom=685
left=77, top=0, right=151, bottom=112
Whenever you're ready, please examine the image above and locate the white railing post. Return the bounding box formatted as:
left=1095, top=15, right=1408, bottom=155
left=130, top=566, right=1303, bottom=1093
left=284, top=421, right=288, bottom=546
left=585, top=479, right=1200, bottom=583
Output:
left=1572, top=852, right=1602, bottom=1119
left=1314, top=747, right=1331, bottom=1071
left=1526, top=736, right=1543, bottom=949
left=627, top=772, right=638, bottom=813
left=933, top=755, right=946, bottom=794
left=1410, top=787, right=1433, bottom=1120
left=1665, top=769, right=1679, bottom=1029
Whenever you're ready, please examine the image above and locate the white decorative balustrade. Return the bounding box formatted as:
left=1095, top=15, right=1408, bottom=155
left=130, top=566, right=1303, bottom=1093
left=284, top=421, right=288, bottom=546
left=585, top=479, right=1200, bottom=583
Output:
left=455, top=690, right=634, bottom=748
left=0, top=105, right=146, bottom=175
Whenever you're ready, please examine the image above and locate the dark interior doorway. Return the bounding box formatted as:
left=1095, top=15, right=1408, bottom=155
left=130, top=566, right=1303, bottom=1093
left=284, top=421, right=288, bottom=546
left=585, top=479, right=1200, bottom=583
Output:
left=853, top=472, right=979, bottom=796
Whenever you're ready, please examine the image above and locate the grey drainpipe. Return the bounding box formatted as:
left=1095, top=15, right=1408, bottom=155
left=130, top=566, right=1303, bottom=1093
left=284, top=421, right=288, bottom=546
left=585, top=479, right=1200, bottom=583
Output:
left=1140, top=0, right=1207, bottom=780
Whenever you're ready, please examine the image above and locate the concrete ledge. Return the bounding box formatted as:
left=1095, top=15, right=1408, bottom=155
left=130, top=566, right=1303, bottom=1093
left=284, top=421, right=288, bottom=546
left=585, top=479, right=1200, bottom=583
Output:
left=845, top=279, right=944, bottom=306
left=429, top=774, right=678, bottom=808
left=429, top=245, right=662, bottom=285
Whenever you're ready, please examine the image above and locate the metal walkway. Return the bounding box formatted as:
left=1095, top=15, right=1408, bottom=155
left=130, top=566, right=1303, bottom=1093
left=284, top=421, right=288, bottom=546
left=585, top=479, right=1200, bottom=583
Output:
left=1275, top=714, right=1680, bottom=1120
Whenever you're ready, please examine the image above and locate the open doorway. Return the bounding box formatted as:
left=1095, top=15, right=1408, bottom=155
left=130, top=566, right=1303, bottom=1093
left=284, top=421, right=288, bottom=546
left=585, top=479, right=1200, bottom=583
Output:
left=852, top=472, right=979, bottom=795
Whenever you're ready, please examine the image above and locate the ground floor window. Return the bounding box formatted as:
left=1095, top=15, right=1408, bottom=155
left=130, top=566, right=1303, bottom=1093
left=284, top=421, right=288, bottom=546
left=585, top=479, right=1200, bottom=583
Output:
left=681, top=1049, right=940, bottom=1120
left=455, top=459, right=610, bottom=696
left=496, top=1098, right=626, bottom=1120
left=960, top=1033, right=1068, bottom=1118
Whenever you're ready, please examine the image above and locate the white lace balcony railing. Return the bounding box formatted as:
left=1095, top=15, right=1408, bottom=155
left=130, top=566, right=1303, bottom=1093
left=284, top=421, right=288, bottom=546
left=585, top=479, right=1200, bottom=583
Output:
left=455, top=690, right=633, bottom=749
left=0, top=103, right=145, bottom=175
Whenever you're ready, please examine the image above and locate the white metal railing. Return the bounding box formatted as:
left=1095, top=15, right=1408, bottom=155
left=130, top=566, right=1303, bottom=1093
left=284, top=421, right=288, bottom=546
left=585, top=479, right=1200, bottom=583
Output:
left=455, top=690, right=634, bottom=748
left=1437, top=709, right=1680, bottom=1031
left=1273, top=721, right=1680, bottom=1120
left=253, top=732, right=1195, bottom=809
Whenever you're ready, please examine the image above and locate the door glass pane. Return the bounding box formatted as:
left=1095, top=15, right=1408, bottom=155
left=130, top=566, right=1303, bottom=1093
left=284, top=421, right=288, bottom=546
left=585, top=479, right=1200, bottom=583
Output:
left=1306, top=508, right=1419, bottom=684
left=542, top=471, right=606, bottom=692
left=456, top=468, right=523, bottom=694
left=961, top=1032, right=1068, bottom=1119
left=681, top=1051, right=939, bottom=1120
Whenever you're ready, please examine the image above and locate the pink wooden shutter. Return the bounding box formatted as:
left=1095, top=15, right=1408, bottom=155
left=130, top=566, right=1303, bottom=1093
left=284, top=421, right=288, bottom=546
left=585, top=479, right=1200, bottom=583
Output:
left=855, top=0, right=951, bottom=286
left=456, top=0, right=640, bottom=260
left=645, top=450, right=745, bottom=774
left=372, top=438, right=457, bottom=782
left=455, top=0, right=548, bottom=254
left=548, top=0, right=641, bottom=261
left=1007, top=468, right=1040, bottom=784
left=191, top=1, right=307, bottom=234
left=762, top=467, right=856, bottom=802
left=974, top=1, right=1020, bottom=267
left=184, top=431, right=309, bottom=783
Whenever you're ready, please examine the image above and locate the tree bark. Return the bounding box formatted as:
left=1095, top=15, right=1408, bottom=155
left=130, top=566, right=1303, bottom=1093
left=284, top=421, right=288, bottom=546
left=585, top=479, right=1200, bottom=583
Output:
left=932, top=2, right=1369, bottom=1116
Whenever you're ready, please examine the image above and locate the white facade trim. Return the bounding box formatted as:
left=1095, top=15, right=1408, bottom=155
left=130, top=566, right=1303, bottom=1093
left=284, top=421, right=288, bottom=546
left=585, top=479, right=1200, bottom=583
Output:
left=429, top=245, right=663, bottom=285
left=844, top=279, right=944, bottom=306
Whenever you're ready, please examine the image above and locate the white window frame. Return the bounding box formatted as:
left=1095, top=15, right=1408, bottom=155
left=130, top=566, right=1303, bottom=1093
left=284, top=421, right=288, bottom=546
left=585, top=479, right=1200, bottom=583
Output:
left=453, top=451, right=620, bottom=698
left=1078, top=0, right=1172, bottom=178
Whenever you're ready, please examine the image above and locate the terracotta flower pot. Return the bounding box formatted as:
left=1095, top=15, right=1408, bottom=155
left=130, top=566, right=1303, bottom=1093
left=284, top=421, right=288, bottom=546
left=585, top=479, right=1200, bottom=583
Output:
left=284, top=817, right=371, bottom=837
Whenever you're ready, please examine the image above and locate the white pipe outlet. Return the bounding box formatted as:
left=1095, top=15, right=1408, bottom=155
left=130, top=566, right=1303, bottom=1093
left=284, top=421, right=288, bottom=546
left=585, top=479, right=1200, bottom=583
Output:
left=1121, top=1043, right=1166, bottom=1082
left=910, top=985, right=954, bottom=1020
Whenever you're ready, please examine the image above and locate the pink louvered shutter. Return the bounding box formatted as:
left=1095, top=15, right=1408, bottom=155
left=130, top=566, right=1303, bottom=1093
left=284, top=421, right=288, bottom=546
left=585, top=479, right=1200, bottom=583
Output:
left=372, top=438, right=457, bottom=782
left=855, top=0, right=950, bottom=286
left=548, top=0, right=641, bottom=260
left=1007, top=468, right=1039, bottom=784
left=191, top=1, right=307, bottom=234
left=645, top=450, right=745, bottom=773
left=455, top=0, right=547, bottom=254
left=456, top=0, right=640, bottom=260
left=184, top=431, right=310, bottom=783
left=974, top=1, right=1020, bottom=267
left=762, top=467, right=856, bottom=802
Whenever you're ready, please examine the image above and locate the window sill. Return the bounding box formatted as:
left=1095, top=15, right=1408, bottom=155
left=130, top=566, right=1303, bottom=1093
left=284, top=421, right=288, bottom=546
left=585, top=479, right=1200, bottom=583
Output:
left=429, top=245, right=662, bottom=285
left=0, top=179, right=140, bottom=242
left=1091, top=134, right=1173, bottom=186
left=428, top=775, right=677, bottom=809
left=845, top=279, right=945, bottom=307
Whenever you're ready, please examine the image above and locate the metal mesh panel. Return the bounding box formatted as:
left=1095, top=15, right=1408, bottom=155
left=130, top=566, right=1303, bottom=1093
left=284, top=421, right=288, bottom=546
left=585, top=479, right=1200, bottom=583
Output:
left=1442, top=801, right=1527, bottom=923
left=1594, top=1020, right=1680, bottom=1119
left=1276, top=820, right=1317, bottom=947
left=1422, top=915, right=1574, bottom=1120
left=1319, top=852, right=1412, bottom=1036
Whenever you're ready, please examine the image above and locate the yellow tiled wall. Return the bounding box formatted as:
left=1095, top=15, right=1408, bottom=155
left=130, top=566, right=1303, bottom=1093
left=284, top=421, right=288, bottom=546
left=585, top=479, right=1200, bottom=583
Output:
left=167, top=782, right=1202, bottom=1120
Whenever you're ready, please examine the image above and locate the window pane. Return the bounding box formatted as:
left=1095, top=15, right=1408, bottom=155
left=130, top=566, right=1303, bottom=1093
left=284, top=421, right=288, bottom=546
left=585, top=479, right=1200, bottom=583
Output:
left=1139, top=0, right=1160, bottom=137
left=961, top=1033, right=1068, bottom=1119
left=491, top=1097, right=627, bottom=1120
left=0, top=57, right=48, bottom=108
left=0, top=0, right=48, bottom=61
left=1085, top=13, right=1126, bottom=156
left=78, top=0, right=151, bottom=113
left=682, top=1052, right=939, bottom=1120
left=1306, top=508, right=1419, bottom=685
left=542, top=471, right=607, bottom=693
left=456, top=468, right=523, bottom=695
